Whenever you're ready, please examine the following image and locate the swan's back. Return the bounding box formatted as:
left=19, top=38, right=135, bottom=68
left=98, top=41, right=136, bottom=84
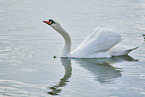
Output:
left=71, top=28, right=121, bottom=58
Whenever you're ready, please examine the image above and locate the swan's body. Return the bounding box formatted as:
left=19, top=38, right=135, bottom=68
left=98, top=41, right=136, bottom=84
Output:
left=43, top=19, right=138, bottom=58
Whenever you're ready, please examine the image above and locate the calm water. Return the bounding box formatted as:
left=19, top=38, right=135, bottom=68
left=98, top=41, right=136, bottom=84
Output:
left=0, top=0, right=145, bottom=97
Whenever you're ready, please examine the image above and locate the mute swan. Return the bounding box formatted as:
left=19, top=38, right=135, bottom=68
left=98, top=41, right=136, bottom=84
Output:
left=43, top=19, right=138, bottom=58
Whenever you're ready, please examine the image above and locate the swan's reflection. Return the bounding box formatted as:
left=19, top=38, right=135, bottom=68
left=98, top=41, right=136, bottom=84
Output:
left=74, top=56, right=136, bottom=83
left=48, top=58, right=72, bottom=95
left=48, top=56, right=137, bottom=95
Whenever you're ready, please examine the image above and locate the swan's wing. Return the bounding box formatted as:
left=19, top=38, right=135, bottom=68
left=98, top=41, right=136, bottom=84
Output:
left=71, top=28, right=121, bottom=58
left=78, top=27, right=102, bottom=47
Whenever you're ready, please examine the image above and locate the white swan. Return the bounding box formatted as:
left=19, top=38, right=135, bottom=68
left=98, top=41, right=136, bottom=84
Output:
left=43, top=19, right=138, bottom=58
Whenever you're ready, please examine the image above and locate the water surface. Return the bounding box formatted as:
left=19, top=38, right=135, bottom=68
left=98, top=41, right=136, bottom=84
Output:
left=0, top=0, right=145, bottom=97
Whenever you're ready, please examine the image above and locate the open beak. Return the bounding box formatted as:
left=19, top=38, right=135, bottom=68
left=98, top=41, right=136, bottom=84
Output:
left=43, top=21, right=52, bottom=25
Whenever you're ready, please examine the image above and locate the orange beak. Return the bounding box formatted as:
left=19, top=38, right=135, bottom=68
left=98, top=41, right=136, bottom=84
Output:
left=43, top=21, right=52, bottom=25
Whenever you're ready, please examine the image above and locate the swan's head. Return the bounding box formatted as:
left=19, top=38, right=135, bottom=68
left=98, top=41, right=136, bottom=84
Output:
left=43, top=19, right=61, bottom=31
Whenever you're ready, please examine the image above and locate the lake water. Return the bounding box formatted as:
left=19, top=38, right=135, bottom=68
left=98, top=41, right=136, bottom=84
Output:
left=0, top=0, right=145, bottom=97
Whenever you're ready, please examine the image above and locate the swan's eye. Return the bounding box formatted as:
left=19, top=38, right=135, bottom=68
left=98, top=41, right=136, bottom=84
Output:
left=43, top=19, right=56, bottom=25
left=49, top=20, right=56, bottom=25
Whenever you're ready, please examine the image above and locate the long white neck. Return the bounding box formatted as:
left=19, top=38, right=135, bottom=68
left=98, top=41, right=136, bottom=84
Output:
left=52, top=26, right=71, bottom=57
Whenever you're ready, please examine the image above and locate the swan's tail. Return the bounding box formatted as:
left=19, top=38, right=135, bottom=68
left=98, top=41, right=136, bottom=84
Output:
left=110, top=45, right=139, bottom=56
left=125, top=45, right=139, bottom=54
